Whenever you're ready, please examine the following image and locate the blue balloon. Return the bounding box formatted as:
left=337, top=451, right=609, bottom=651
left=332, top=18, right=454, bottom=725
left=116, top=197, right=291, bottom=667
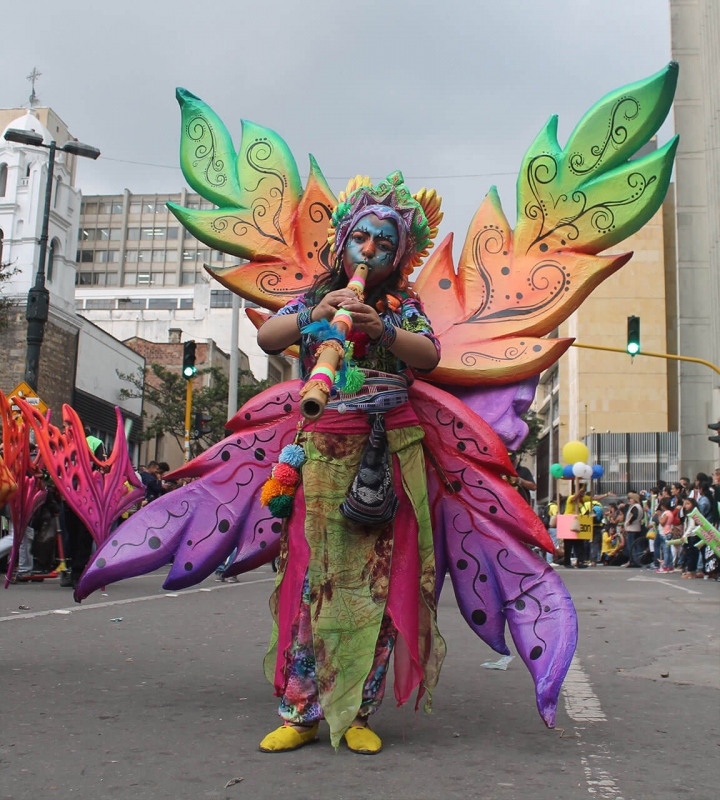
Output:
left=592, top=464, right=604, bottom=479
left=563, top=464, right=575, bottom=479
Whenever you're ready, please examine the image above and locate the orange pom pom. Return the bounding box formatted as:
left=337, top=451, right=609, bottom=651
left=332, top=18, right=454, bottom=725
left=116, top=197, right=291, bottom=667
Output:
left=260, top=477, right=288, bottom=506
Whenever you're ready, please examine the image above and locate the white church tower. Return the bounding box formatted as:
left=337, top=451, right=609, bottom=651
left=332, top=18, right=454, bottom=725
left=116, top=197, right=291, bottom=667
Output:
left=0, top=108, right=81, bottom=320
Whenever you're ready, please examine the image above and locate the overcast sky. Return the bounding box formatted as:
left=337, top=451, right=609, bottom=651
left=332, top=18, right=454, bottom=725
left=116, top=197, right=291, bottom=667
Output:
left=1, top=0, right=673, bottom=239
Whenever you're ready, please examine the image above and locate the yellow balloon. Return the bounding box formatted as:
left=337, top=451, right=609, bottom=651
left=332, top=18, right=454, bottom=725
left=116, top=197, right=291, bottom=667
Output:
left=562, top=440, right=589, bottom=465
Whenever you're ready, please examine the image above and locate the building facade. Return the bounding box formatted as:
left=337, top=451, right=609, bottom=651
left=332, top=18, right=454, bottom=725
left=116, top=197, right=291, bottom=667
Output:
left=73, top=190, right=293, bottom=383
left=0, top=108, right=145, bottom=456
left=669, top=0, right=720, bottom=477
left=535, top=202, right=674, bottom=501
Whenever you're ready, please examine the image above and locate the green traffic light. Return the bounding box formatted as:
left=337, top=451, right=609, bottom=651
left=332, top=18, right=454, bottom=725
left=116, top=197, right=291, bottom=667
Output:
left=183, top=366, right=196, bottom=378
left=627, top=342, right=640, bottom=355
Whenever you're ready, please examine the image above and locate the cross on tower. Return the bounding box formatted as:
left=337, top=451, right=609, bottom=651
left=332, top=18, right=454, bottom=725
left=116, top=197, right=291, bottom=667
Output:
left=27, top=67, right=42, bottom=108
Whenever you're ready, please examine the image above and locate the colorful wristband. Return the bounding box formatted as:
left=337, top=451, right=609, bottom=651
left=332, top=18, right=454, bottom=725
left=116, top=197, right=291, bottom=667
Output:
left=377, top=318, right=397, bottom=349
left=297, top=306, right=313, bottom=331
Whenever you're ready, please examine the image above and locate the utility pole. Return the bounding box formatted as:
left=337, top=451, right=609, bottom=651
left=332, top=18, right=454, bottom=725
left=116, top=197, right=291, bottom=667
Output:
left=228, top=292, right=240, bottom=419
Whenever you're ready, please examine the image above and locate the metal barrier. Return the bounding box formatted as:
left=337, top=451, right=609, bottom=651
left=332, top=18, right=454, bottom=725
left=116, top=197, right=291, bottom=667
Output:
left=584, top=432, right=679, bottom=494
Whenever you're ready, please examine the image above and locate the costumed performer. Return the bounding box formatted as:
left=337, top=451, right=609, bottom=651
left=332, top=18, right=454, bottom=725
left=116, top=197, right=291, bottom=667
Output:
left=256, top=176, right=444, bottom=755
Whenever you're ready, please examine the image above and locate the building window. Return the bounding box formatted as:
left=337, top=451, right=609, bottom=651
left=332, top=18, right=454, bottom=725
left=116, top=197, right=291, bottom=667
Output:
left=167, top=227, right=179, bottom=239
left=125, top=250, right=138, bottom=262
left=137, top=273, right=151, bottom=285
left=97, top=228, right=111, bottom=241
left=0, top=164, right=9, bottom=197
left=129, top=202, right=141, bottom=215
left=151, top=272, right=164, bottom=285
left=82, top=202, right=98, bottom=215
left=123, top=274, right=137, bottom=286
left=98, top=202, right=113, bottom=215
left=127, top=228, right=140, bottom=240
left=85, top=299, right=115, bottom=310
left=138, top=250, right=151, bottom=263
left=76, top=272, right=92, bottom=285
left=140, top=227, right=164, bottom=240
left=79, top=250, right=93, bottom=263
left=118, top=298, right=146, bottom=309
left=53, top=177, right=61, bottom=208
left=210, top=289, right=233, bottom=308
left=164, top=272, right=177, bottom=285
left=143, top=201, right=155, bottom=214
left=92, top=273, right=106, bottom=285
left=75, top=299, right=84, bottom=311
left=148, top=298, right=177, bottom=310
left=182, top=249, right=195, bottom=261
left=197, top=249, right=210, bottom=263
left=81, top=228, right=95, bottom=241
left=181, top=271, right=194, bottom=285
left=106, top=273, right=118, bottom=286
left=244, top=299, right=259, bottom=309
left=0, top=228, right=4, bottom=262
left=110, top=228, right=122, bottom=241
left=165, top=250, right=178, bottom=262
left=97, top=250, right=119, bottom=263
left=47, top=238, right=60, bottom=282
left=112, top=201, right=123, bottom=214
left=179, top=298, right=193, bottom=309
left=151, top=250, right=165, bottom=262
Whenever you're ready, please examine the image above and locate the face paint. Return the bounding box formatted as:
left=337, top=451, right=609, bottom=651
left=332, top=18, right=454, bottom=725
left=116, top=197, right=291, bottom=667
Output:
left=342, top=213, right=399, bottom=286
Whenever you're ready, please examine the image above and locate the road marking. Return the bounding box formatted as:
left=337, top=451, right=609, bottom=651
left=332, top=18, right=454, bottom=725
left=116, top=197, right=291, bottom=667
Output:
left=627, top=576, right=700, bottom=595
left=0, top=578, right=277, bottom=623
left=562, top=655, right=607, bottom=722
left=581, top=752, right=625, bottom=799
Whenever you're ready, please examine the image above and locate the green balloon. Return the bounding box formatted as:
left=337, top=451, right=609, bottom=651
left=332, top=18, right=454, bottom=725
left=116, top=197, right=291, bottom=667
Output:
left=550, top=463, right=564, bottom=479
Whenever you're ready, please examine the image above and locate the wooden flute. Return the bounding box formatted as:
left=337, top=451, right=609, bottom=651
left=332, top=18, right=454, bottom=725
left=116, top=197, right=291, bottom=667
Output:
left=299, top=262, right=371, bottom=421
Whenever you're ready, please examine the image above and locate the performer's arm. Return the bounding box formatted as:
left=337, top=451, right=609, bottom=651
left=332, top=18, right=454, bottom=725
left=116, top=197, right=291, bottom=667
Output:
left=341, top=299, right=440, bottom=371
left=258, top=290, right=357, bottom=353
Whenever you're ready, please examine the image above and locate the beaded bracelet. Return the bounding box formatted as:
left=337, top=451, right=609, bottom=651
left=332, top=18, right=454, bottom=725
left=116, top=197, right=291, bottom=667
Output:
left=297, top=306, right=313, bottom=331
left=376, top=318, right=397, bottom=349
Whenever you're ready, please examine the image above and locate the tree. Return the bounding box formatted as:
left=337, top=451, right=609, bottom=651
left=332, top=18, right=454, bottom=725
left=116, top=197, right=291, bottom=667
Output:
left=0, top=261, right=19, bottom=331
left=515, top=410, right=543, bottom=459
left=119, top=364, right=272, bottom=457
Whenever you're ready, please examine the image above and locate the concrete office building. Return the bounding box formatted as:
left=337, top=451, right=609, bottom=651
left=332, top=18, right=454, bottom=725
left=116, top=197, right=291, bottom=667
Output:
left=669, top=0, right=720, bottom=477
left=73, top=190, right=293, bottom=384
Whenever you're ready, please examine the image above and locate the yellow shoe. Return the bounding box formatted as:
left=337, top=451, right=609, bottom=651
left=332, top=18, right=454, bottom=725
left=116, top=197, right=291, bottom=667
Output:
left=259, top=723, right=319, bottom=753
left=344, top=724, right=382, bottom=755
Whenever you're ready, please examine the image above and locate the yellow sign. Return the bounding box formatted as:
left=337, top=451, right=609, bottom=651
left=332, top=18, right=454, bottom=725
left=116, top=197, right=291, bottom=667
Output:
left=8, top=381, right=48, bottom=417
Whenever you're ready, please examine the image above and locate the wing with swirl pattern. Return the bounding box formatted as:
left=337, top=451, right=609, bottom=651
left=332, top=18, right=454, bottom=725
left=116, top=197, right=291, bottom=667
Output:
left=168, top=89, right=335, bottom=311
left=411, top=381, right=577, bottom=726
left=74, top=382, right=302, bottom=600
left=416, top=62, right=678, bottom=384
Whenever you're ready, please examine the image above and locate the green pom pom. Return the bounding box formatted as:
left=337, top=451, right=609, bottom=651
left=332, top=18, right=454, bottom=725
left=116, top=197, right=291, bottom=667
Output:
left=343, top=367, right=365, bottom=394
left=268, top=494, right=294, bottom=518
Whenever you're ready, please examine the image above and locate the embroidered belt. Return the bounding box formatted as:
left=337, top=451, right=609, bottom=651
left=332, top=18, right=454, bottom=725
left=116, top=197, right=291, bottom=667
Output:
left=327, top=371, right=409, bottom=414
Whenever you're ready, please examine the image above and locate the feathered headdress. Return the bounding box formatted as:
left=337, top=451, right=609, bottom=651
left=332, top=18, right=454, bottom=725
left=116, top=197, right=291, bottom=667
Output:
left=327, top=171, right=443, bottom=287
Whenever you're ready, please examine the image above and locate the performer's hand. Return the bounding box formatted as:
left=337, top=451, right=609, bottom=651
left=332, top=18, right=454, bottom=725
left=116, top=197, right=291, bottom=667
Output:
left=313, top=289, right=357, bottom=322
left=339, top=300, right=383, bottom=339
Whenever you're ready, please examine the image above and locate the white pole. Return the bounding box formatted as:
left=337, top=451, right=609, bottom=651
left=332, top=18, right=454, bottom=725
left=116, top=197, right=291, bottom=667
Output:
left=228, top=293, right=241, bottom=418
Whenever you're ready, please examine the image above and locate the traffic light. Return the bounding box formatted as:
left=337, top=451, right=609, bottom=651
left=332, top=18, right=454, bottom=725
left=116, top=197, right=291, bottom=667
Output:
left=182, top=340, right=197, bottom=380
left=627, top=315, right=640, bottom=355
left=627, top=316, right=640, bottom=355
left=193, top=411, right=212, bottom=439
left=709, top=422, right=720, bottom=446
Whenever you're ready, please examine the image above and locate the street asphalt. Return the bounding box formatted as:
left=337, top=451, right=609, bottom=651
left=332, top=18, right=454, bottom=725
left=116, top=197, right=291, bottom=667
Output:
left=0, top=565, right=717, bottom=800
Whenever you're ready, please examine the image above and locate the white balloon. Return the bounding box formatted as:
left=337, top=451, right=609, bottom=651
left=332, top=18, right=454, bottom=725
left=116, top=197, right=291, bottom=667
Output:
left=580, top=463, right=593, bottom=481
left=572, top=461, right=586, bottom=477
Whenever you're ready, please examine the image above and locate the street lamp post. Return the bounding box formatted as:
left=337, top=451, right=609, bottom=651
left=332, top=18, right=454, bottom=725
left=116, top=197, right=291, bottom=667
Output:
left=3, top=128, right=100, bottom=391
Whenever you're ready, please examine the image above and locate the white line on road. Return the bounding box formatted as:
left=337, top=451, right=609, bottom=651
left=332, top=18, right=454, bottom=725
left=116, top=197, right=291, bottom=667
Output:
left=562, top=655, right=607, bottom=722
left=627, top=576, right=700, bottom=595
left=0, top=577, right=277, bottom=623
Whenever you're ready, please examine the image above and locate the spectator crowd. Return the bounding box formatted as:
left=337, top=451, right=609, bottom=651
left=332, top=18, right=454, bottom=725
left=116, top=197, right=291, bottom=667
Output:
left=542, top=469, right=720, bottom=580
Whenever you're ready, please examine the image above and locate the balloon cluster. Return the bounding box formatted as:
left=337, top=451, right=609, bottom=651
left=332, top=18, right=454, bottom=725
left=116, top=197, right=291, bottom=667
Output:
left=549, top=440, right=604, bottom=481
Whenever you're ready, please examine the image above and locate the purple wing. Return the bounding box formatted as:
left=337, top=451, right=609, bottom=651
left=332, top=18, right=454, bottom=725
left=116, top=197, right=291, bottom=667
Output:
left=411, top=380, right=577, bottom=727
left=75, top=382, right=302, bottom=600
